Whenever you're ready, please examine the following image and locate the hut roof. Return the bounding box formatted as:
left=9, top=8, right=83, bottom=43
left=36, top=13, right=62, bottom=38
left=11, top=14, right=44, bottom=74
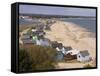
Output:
left=66, top=49, right=79, bottom=55
left=79, top=50, right=89, bottom=57
left=21, top=34, right=30, bottom=40
left=57, top=43, right=63, bottom=49
left=38, top=38, right=50, bottom=46
left=23, top=39, right=35, bottom=44
left=51, top=41, right=59, bottom=48
left=64, top=46, right=72, bottom=51
left=58, top=43, right=63, bottom=47
left=36, top=25, right=44, bottom=31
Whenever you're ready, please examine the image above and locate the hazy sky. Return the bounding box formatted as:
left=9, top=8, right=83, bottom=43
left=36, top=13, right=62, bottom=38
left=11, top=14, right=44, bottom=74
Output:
left=19, top=5, right=96, bottom=17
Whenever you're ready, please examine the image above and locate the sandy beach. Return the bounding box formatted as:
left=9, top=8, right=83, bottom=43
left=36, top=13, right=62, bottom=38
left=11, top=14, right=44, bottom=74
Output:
left=19, top=20, right=96, bottom=68
left=44, top=21, right=96, bottom=68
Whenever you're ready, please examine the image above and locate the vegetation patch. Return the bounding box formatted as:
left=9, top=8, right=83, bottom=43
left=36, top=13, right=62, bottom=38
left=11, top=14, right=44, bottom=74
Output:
left=19, top=45, right=57, bottom=72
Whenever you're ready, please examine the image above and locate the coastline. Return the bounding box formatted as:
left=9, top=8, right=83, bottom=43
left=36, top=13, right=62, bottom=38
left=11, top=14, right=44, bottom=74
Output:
left=44, top=21, right=96, bottom=68
left=19, top=20, right=96, bottom=68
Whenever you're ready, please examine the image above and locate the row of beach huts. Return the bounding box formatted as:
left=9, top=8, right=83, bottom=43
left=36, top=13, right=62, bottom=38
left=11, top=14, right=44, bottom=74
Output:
left=20, top=20, right=92, bottom=63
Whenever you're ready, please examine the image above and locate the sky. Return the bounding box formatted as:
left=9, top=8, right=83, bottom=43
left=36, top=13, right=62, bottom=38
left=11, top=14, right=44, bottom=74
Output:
left=19, top=5, right=96, bottom=17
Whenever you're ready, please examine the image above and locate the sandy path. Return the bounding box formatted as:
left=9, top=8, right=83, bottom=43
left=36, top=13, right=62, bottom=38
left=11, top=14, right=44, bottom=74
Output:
left=56, top=63, right=84, bottom=69
left=56, top=61, right=95, bottom=69
left=19, top=28, right=30, bottom=44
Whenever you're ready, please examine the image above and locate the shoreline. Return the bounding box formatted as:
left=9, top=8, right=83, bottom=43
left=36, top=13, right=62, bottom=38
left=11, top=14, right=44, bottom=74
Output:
left=19, top=20, right=96, bottom=68
left=44, top=21, right=96, bottom=68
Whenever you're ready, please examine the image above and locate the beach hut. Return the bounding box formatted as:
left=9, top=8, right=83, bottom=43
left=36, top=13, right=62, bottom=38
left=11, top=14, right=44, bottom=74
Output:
left=64, top=53, right=77, bottom=61
left=55, top=51, right=64, bottom=61
left=44, top=25, right=51, bottom=30
left=64, top=49, right=78, bottom=60
left=56, top=43, right=66, bottom=54
left=64, top=46, right=72, bottom=51
left=65, top=49, right=79, bottom=55
left=21, top=33, right=36, bottom=44
left=32, top=35, right=38, bottom=42
left=36, top=38, right=50, bottom=46
left=21, top=34, right=30, bottom=40
left=22, top=39, right=35, bottom=44
left=39, top=31, right=45, bottom=36
left=77, top=50, right=91, bottom=62
left=35, top=30, right=45, bottom=37
left=36, top=39, right=41, bottom=45
left=36, top=25, right=44, bottom=31
left=31, top=29, right=36, bottom=32
left=51, top=41, right=59, bottom=48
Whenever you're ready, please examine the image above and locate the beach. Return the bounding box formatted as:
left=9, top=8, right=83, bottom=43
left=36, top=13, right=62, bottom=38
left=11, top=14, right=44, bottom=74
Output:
left=44, top=21, right=96, bottom=68
left=19, top=19, right=96, bottom=68
left=18, top=4, right=97, bottom=72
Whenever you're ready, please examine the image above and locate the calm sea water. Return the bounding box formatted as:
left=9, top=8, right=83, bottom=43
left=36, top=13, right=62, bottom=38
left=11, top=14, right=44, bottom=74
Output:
left=19, top=18, right=41, bottom=25
left=19, top=18, right=96, bottom=33
left=61, top=18, right=96, bottom=33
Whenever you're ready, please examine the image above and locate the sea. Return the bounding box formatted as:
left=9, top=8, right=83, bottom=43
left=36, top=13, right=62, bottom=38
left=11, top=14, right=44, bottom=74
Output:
left=19, top=17, right=96, bottom=33
left=61, top=18, right=96, bottom=33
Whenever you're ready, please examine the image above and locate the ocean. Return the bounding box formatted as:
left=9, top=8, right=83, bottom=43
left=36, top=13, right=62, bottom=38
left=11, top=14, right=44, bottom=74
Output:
left=60, top=18, right=96, bottom=33
left=19, top=18, right=41, bottom=25
left=19, top=18, right=96, bottom=33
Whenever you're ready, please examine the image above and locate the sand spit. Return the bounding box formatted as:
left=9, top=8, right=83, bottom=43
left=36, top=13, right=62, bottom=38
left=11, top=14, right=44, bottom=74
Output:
left=44, top=21, right=96, bottom=68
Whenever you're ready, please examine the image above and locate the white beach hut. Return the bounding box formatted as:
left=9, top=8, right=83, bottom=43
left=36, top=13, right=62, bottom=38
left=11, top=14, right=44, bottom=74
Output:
left=36, top=38, right=50, bottom=46
left=65, top=49, right=79, bottom=55
left=56, top=43, right=66, bottom=54
left=77, top=50, right=91, bottom=62
left=56, top=47, right=66, bottom=54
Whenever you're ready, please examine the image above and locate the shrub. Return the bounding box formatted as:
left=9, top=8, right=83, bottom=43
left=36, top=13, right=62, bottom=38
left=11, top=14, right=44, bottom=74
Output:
left=19, top=49, right=33, bottom=72
left=19, top=45, right=57, bottom=72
